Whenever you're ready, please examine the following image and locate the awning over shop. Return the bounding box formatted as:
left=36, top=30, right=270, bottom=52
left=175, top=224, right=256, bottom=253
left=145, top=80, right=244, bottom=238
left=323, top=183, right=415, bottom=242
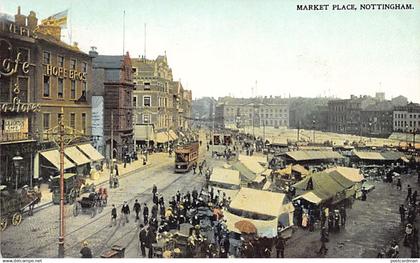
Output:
left=293, top=191, right=323, bottom=205
left=353, top=150, right=405, bottom=161
left=77, top=144, right=104, bottom=162
left=40, top=149, right=75, bottom=170
left=210, top=168, right=241, bottom=186
left=64, top=146, right=91, bottom=165
left=155, top=132, right=170, bottom=144
left=134, top=125, right=155, bottom=141
left=252, top=175, right=265, bottom=184
left=285, top=150, right=343, bottom=162
left=168, top=130, right=178, bottom=140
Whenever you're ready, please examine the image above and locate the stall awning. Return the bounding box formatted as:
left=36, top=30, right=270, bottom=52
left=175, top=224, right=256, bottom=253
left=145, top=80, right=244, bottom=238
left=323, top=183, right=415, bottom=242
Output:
left=77, top=144, right=104, bottom=162
left=155, top=132, right=170, bottom=144
left=40, top=149, right=75, bottom=170
left=293, top=191, right=323, bottom=205
left=168, top=130, right=178, bottom=140
left=64, top=146, right=91, bottom=165
left=210, top=168, right=241, bottom=186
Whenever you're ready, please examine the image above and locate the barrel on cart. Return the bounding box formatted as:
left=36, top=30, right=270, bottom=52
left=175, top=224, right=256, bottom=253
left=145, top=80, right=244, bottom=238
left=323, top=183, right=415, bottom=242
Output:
left=100, top=245, right=125, bottom=258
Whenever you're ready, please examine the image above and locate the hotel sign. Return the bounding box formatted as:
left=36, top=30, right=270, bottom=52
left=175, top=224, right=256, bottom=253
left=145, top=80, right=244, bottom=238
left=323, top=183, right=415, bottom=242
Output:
left=45, top=64, right=87, bottom=81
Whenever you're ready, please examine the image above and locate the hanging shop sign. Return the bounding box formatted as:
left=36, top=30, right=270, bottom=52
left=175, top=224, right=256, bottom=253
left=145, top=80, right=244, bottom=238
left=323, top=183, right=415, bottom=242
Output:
left=45, top=64, right=87, bottom=81
left=2, top=116, right=28, bottom=133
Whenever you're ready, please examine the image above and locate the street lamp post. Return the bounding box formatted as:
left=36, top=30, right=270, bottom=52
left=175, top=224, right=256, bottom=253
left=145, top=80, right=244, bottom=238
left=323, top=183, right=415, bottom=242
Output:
left=312, top=119, right=316, bottom=144
left=12, top=153, right=23, bottom=191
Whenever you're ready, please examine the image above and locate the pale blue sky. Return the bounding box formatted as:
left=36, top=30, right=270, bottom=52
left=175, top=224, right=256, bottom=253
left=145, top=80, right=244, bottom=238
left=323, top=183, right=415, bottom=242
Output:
left=2, top=0, right=419, bottom=101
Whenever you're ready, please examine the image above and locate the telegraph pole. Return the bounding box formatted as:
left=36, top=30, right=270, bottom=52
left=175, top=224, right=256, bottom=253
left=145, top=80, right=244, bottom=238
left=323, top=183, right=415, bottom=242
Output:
left=58, top=108, right=64, bottom=258
left=109, top=111, right=114, bottom=188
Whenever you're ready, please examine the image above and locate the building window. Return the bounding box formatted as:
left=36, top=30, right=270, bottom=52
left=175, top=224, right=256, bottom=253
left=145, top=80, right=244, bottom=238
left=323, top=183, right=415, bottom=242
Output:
left=70, top=113, right=76, bottom=129
left=43, top=51, right=50, bottom=64
left=17, top=77, right=29, bottom=102
left=43, top=76, right=50, bottom=97
left=70, top=80, right=76, bottom=99
left=81, top=113, right=86, bottom=133
left=0, top=78, right=10, bottom=102
left=133, top=96, right=138, bottom=107
left=43, top=113, right=50, bottom=130
left=143, top=96, right=151, bottom=107
left=18, top=48, right=30, bottom=63
left=144, top=82, right=151, bottom=90
left=82, top=62, right=87, bottom=73
left=58, top=56, right=64, bottom=67
left=70, top=59, right=76, bottom=70
left=58, top=78, right=64, bottom=99
left=82, top=82, right=87, bottom=96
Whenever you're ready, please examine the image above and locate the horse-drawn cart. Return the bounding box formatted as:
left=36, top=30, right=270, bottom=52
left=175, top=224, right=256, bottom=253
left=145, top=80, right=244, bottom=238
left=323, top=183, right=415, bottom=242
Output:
left=0, top=186, right=41, bottom=231
left=73, top=189, right=107, bottom=218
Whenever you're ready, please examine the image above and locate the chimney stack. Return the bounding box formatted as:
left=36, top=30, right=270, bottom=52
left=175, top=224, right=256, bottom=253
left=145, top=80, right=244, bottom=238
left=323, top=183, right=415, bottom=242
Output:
left=27, top=11, right=38, bottom=31
left=15, top=6, right=27, bottom=27
left=89, top=46, right=98, bottom=58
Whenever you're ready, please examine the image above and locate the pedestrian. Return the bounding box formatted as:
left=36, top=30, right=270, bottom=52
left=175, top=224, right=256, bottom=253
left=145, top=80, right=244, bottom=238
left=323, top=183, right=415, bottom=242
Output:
left=327, top=211, right=334, bottom=233
left=199, top=164, right=203, bottom=175
left=121, top=201, right=130, bottom=224
left=153, top=193, right=158, bottom=205
left=146, top=228, right=155, bottom=258
left=339, top=206, right=346, bottom=227
left=143, top=203, right=149, bottom=224
left=124, top=154, right=127, bottom=168
left=361, top=187, right=367, bottom=201
left=397, top=178, right=402, bottom=190
left=152, top=184, right=157, bottom=196
left=400, top=204, right=406, bottom=223
left=110, top=204, right=117, bottom=227
left=406, top=185, right=412, bottom=202
left=115, top=164, right=119, bottom=176
left=133, top=199, right=141, bottom=221
left=192, top=163, right=197, bottom=174
left=80, top=241, right=93, bottom=258
left=139, top=224, right=147, bottom=257
left=412, top=190, right=418, bottom=205
left=275, top=236, right=285, bottom=258
left=318, top=227, right=328, bottom=255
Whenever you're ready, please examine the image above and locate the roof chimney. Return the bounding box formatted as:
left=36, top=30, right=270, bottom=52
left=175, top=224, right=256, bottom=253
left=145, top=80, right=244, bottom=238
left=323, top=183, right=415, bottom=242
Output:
left=15, top=6, right=27, bottom=27
left=27, top=11, right=38, bottom=31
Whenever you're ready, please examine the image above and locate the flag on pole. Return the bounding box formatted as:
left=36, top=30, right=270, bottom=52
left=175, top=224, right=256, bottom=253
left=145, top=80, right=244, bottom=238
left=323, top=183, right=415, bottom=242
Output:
left=41, top=10, right=68, bottom=28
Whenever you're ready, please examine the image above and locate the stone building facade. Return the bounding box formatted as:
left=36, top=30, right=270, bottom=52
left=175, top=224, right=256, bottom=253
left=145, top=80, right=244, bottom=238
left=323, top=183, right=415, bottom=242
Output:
left=393, top=102, right=420, bottom=133
left=1, top=7, right=93, bottom=187
left=216, top=97, right=289, bottom=129
left=91, top=50, right=134, bottom=160
left=131, top=54, right=192, bottom=145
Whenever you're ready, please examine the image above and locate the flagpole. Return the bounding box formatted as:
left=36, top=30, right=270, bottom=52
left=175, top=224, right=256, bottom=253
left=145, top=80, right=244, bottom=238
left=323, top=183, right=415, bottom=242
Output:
left=123, top=10, right=125, bottom=55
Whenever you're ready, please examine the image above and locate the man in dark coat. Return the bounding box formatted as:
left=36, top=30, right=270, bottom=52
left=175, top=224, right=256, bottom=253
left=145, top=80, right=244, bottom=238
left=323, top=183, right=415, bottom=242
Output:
left=139, top=224, right=147, bottom=257
left=406, top=185, right=412, bottom=202
left=275, top=236, right=285, bottom=258
left=146, top=228, right=154, bottom=258
left=110, top=204, right=117, bottom=227
left=339, top=206, right=346, bottom=227
left=133, top=200, right=141, bottom=221
left=176, top=191, right=181, bottom=203
left=121, top=201, right=130, bottom=224
left=143, top=203, right=149, bottom=224
left=400, top=204, right=406, bottom=223
left=80, top=241, right=93, bottom=258
left=152, top=184, right=157, bottom=196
